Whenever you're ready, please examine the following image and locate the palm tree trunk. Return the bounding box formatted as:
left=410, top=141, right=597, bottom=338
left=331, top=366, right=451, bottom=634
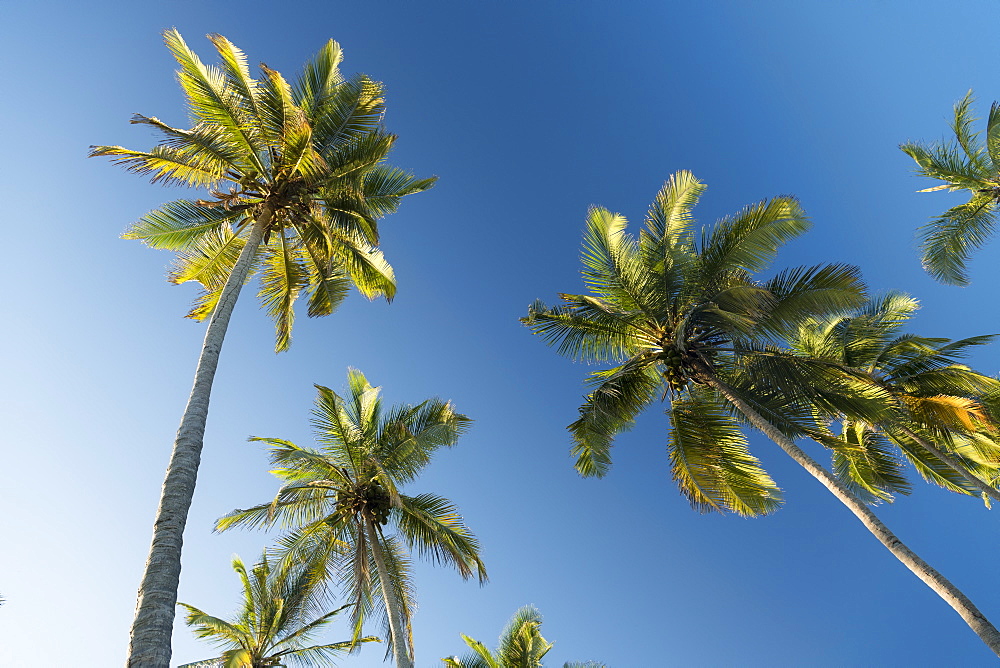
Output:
left=365, top=519, right=413, bottom=668
left=896, top=425, right=1000, bottom=504
left=706, top=376, right=1000, bottom=657
left=126, top=207, right=273, bottom=668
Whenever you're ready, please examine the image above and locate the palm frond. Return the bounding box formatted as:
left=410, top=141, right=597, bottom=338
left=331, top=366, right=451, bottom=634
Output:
left=162, top=29, right=266, bottom=174
left=569, top=358, right=663, bottom=477
left=293, top=38, right=345, bottom=117
left=827, top=422, right=910, bottom=503
left=668, top=387, right=782, bottom=516
left=521, top=296, right=642, bottom=363
left=123, top=200, right=248, bottom=251
left=395, top=494, right=486, bottom=582
left=917, top=193, right=998, bottom=286
left=698, top=196, right=809, bottom=278
left=257, top=232, right=309, bottom=351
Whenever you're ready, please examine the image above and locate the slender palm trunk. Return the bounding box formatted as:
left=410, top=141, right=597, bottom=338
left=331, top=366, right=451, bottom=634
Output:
left=706, top=376, right=1000, bottom=657
left=365, top=519, right=413, bottom=668
left=126, top=207, right=273, bottom=668
left=896, top=425, right=1000, bottom=504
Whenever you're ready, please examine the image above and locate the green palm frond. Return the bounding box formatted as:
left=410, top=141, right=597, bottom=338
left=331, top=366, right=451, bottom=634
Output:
left=521, top=298, right=639, bottom=363
left=918, top=194, right=998, bottom=286
left=698, top=196, right=809, bottom=279
left=784, top=294, right=1000, bottom=501
left=258, top=232, right=309, bottom=351
left=580, top=206, right=653, bottom=314
left=668, top=387, right=783, bottom=516
left=87, top=144, right=229, bottom=187
left=163, top=29, right=266, bottom=171
left=889, top=428, right=982, bottom=495
left=760, top=263, right=867, bottom=338
left=293, top=39, right=345, bottom=116
left=395, top=493, right=487, bottom=581
left=829, top=422, right=911, bottom=503
left=570, top=358, right=663, bottom=477
left=123, top=200, right=249, bottom=251
left=902, top=91, right=1000, bottom=284
left=311, top=74, right=386, bottom=152
left=738, top=347, right=894, bottom=425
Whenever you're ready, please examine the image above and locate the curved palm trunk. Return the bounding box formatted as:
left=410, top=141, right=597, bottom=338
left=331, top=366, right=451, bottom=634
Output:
left=706, top=377, right=1000, bottom=657
left=365, top=519, right=413, bottom=668
left=897, top=425, right=1000, bottom=504
left=127, top=207, right=272, bottom=667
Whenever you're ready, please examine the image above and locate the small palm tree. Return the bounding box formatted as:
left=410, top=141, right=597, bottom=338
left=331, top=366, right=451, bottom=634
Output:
left=789, top=292, right=1000, bottom=504
left=523, top=171, right=1000, bottom=655
left=91, top=31, right=433, bottom=666
left=177, top=550, right=377, bottom=668
left=442, top=606, right=603, bottom=668
left=900, top=91, right=1000, bottom=285
left=217, top=370, right=487, bottom=668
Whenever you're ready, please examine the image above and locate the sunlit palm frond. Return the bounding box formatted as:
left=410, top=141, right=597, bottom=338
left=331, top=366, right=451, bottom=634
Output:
left=698, top=196, right=809, bottom=279
left=828, top=422, right=911, bottom=503
left=395, top=494, right=487, bottom=581
left=122, top=200, right=249, bottom=251
left=580, top=206, right=654, bottom=314
left=569, top=358, right=663, bottom=477
left=521, top=297, right=640, bottom=363
left=668, top=387, right=783, bottom=516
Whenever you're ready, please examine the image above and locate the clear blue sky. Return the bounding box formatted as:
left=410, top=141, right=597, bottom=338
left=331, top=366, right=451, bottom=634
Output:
left=3, top=1, right=1000, bottom=666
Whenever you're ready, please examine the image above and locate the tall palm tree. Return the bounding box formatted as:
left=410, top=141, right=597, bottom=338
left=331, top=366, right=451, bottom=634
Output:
left=177, top=550, right=378, bottom=668
left=442, top=606, right=603, bottom=668
left=900, top=91, right=1000, bottom=285
left=788, top=292, right=1000, bottom=505
left=522, top=171, right=1000, bottom=655
left=91, top=32, right=433, bottom=666
left=216, top=370, right=487, bottom=668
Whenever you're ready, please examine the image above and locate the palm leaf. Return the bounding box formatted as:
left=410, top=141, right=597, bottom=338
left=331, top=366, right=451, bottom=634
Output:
left=668, top=387, right=782, bottom=516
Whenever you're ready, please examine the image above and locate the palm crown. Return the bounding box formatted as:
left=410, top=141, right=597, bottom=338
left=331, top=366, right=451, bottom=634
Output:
left=789, top=292, right=1000, bottom=503
left=901, top=91, right=1000, bottom=285
left=177, top=550, right=377, bottom=668
left=523, top=171, right=1000, bottom=654
left=442, top=606, right=603, bottom=668
left=217, top=370, right=487, bottom=667
left=523, top=170, right=872, bottom=514
left=91, top=30, right=434, bottom=350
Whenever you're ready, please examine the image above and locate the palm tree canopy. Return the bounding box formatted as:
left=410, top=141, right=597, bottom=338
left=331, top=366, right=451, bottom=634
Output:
left=901, top=90, right=1000, bottom=285
left=441, top=606, right=605, bottom=668
left=522, top=171, right=884, bottom=515
left=91, top=30, right=435, bottom=350
left=787, top=292, right=1000, bottom=503
left=216, top=370, right=486, bottom=659
left=177, top=550, right=377, bottom=668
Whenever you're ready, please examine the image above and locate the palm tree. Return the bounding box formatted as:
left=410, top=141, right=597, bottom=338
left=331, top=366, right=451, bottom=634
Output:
left=900, top=91, right=1000, bottom=285
left=788, top=292, right=1000, bottom=505
left=522, top=171, right=1000, bottom=655
left=177, top=550, right=378, bottom=668
left=216, top=370, right=487, bottom=668
left=91, top=31, right=433, bottom=666
left=441, top=606, right=603, bottom=668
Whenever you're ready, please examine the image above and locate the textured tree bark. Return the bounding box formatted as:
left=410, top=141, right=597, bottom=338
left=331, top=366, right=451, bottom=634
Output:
left=365, top=519, right=413, bottom=668
left=707, top=376, right=1000, bottom=657
left=126, top=207, right=272, bottom=667
left=896, top=425, right=1000, bottom=504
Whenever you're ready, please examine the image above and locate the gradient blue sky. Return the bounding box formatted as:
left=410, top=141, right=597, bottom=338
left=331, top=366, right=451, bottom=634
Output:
left=4, top=2, right=1000, bottom=666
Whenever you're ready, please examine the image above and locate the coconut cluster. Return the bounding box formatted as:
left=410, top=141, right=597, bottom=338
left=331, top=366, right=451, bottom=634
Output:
left=660, top=344, right=691, bottom=393
left=337, top=481, right=392, bottom=525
